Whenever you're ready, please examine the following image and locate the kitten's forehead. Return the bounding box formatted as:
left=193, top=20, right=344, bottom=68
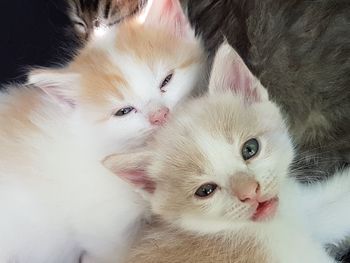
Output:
left=70, top=44, right=157, bottom=107
left=192, top=94, right=284, bottom=138
left=152, top=93, right=284, bottom=178
left=70, top=48, right=127, bottom=105
left=193, top=130, right=245, bottom=176
left=184, top=95, right=262, bottom=141
left=115, top=22, right=202, bottom=69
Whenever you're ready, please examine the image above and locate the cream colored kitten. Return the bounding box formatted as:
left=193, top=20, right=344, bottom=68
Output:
left=105, top=43, right=350, bottom=263
left=126, top=219, right=267, bottom=263
left=0, top=0, right=203, bottom=262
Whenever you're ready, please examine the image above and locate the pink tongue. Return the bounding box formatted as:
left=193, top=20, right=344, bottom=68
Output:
left=252, top=199, right=277, bottom=221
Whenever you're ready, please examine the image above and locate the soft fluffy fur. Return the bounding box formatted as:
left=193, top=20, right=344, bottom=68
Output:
left=0, top=86, right=144, bottom=263
left=182, top=0, right=350, bottom=182
left=126, top=219, right=267, bottom=263
left=0, top=0, right=204, bottom=262
left=105, top=43, right=350, bottom=263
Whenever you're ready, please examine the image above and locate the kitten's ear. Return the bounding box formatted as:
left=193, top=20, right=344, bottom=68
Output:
left=28, top=69, right=80, bottom=108
left=103, top=151, right=155, bottom=194
left=209, top=42, right=269, bottom=103
left=67, top=0, right=88, bottom=40
left=141, top=0, right=195, bottom=40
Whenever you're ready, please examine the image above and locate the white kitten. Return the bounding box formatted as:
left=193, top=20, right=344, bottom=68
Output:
left=0, top=0, right=204, bottom=262
left=105, top=43, right=350, bottom=263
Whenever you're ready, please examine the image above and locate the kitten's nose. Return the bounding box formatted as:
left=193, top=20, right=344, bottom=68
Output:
left=149, top=107, right=169, bottom=126
left=231, top=173, right=260, bottom=202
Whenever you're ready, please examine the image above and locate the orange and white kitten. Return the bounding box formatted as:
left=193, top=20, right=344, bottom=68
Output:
left=0, top=0, right=203, bottom=262
left=31, top=0, right=204, bottom=158
left=105, top=43, right=350, bottom=263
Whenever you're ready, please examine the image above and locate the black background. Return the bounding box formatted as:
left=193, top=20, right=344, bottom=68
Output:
left=0, top=0, right=78, bottom=86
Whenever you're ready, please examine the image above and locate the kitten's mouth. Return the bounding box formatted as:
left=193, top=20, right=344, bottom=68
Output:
left=251, top=197, right=279, bottom=222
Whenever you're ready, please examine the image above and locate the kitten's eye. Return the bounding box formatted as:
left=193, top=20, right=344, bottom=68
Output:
left=74, top=22, right=87, bottom=34
left=160, top=73, right=173, bottom=93
left=114, top=106, right=135, bottom=117
left=195, top=183, right=218, bottom=198
left=242, top=138, right=259, bottom=160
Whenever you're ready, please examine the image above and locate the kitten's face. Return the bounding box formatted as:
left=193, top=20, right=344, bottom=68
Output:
left=149, top=94, right=293, bottom=232
left=72, top=23, right=202, bottom=154
left=29, top=0, right=203, bottom=155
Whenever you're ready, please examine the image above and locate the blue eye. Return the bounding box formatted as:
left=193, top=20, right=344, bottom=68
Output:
left=242, top=138, right=259, bottom=160
left=114, top=106, right=135, bottom=117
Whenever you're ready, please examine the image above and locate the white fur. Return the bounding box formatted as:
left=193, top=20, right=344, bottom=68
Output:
left=0, top=32, right=202, bottom=263
left=0, top=45, right=201, bottom=263
left=258, top=168, right=350, bottom=263
left=301, top=168, right=350, bottom=245
left=0, top=90, right=146, bottom=263
left=0, top=0, right=203, bottom=261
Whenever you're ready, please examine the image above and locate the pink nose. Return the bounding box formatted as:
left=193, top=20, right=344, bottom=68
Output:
left=231, top=173, right=260, bottom=202
left=149, top=107, right=169, bottom=126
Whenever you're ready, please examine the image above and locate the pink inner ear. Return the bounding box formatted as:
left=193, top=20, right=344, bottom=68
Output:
left=145, top=0, right=191, bottom=38
left=226, top=61, right=260, bottom=103
left=163, top=0, right=176, bottom=12
left=39, top=84, right=76, bottom=108
left=120, top=170, right=155, bottom=193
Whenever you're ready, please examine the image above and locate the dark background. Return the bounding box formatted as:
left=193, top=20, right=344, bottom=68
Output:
left=0, top=0, right=78, bottom=86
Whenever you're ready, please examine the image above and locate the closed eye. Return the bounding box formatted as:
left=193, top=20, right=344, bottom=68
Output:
left=73, top=20, right=87, bottom=34
left=160, top=72, right=174, bottom=93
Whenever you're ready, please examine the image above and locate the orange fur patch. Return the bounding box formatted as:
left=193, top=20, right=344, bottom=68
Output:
left=70, top=49, right=127, bottom=106
left=0, top=88, right=41, bottom=137
left=115, top=21, right=202, bottom=69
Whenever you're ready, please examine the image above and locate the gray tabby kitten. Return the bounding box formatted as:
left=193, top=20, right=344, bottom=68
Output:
left=182, top=0, right=350, bottom=183
left=67, top=0, right=145, bottom=42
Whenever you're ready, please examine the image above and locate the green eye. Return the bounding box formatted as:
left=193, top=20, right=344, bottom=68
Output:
left=242, top=138, right=259, bottom=160
left=195, top=183, right=218, bottom=198
left=114, top=106, right=135, bottom=116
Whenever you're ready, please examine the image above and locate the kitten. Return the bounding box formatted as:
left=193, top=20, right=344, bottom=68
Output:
left=31, top=0, right=204, bottom=158
left=67, top=0, right=145, bottom=42
left=0, top=0, right=203, bottom=262
left=182, top=0, right=350, bottom=182
left=104, top=43, right=350, bottom=263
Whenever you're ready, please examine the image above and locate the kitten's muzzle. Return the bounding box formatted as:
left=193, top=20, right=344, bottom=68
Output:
left=231, top=173, right=260, bottom=203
